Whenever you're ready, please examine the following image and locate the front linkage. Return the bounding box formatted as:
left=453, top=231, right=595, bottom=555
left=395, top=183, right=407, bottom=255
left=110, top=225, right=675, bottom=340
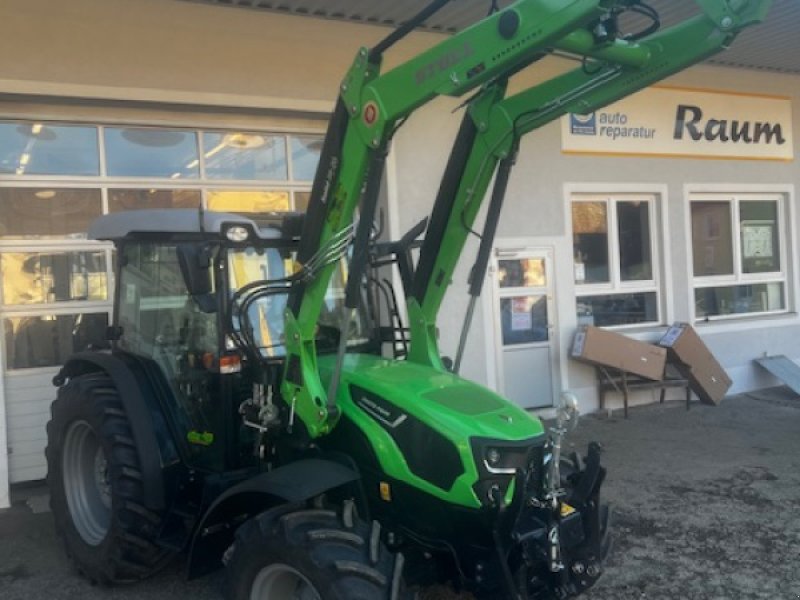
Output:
left=485, top=408, right=609, bottom=599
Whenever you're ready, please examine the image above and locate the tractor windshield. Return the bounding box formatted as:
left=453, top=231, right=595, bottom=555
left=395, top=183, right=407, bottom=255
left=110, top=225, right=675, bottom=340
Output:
left=227, top=247, right=371, bottom=358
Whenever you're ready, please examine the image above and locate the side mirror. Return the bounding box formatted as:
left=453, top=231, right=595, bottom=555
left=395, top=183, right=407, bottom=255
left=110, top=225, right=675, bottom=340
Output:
left=177, top=244, right=216, bottom=312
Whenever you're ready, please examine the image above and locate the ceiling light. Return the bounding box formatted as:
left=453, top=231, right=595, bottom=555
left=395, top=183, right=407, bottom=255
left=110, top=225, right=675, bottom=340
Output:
left=223, top=133, right=265, bottom=150
left=16, top=124, right=56, bottom=140
left=121, top=128, right=184, bottom=148
left=19, top=153, right=30, bottom=166
left=170, top=172, right=181, bottom=179
left=35, top=190, right=56, bottom=199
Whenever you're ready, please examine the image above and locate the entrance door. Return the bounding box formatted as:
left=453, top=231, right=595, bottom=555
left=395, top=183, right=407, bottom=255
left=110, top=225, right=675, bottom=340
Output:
left=491, top=248, right=556, bottom=409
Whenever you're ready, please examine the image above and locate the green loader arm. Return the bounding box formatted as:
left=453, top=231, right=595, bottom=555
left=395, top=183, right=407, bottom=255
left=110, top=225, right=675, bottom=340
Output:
left=282, top=0, right=772, bottom=438
left=405, top=0, right=773, bottom=369
left=281, top=0, right=654, bottom=438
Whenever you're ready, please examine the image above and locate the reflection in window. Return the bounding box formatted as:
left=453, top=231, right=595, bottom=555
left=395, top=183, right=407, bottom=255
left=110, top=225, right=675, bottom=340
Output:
left=207, top=190, right=290, bottom=214
left=104, top=128, right=199, bottom=179
left=500, top=295, right=548, bottom=345
left=108, top=189, right=201, bottom=212
left=1, top=251, right=107, bottom=305
left=572, top=202, right=609, bottom=284
left=290, top=136, right=322, bottom=180
left=0, top=122, right=99, bottom=176
left=617, top=201, right=652, bottom=281
left=204, top=132, right=287, bottom=180
left=695, top=283, right=784, bottom=319
left=498, top=259, right=546, bottom=288
left=0, top=188, right=102, bottom=239
left=228, top=247, right=290, bottom=357
left=691, top=202, right=733, bottom=276
left=228, top=249, right=369, bottom=356
left=572, top=195, right=661, bottom=328
left=576, top=292, right=658, bottom=327
left=4, top=313, right=108, bottom=369
left=116, top=243, right=215, bottom=358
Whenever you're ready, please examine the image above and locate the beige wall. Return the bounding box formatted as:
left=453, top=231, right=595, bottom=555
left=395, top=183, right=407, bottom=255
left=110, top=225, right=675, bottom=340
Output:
left=0, top=0, right=446, bottom=113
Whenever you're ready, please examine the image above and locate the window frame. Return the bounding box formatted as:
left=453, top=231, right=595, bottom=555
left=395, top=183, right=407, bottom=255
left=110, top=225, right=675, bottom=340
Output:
left=0, top=118, right=325, bottom=372
left=570, top=193, right=663, bottom=329
left=689, top=192, right=789, bottom=322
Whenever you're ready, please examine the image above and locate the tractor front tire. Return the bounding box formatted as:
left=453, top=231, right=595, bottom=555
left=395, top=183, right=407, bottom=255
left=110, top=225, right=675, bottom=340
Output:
left=225, top=506, right=403, bottom=600
left=46, top=373, right=174, bottom=584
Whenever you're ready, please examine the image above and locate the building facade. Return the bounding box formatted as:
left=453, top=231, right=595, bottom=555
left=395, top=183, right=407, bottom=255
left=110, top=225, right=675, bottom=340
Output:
left=0, top=0, right=797, bottom=508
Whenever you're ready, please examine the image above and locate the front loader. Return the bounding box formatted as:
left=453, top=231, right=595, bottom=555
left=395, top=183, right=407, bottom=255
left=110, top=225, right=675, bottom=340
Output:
left=46, top=1, right=772, bottom=599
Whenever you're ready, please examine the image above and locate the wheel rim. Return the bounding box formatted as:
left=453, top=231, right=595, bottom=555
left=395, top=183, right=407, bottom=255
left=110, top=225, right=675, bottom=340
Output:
left=62, top=420, right=112, bottom=546
left=250, top=564, right=321, bottom=600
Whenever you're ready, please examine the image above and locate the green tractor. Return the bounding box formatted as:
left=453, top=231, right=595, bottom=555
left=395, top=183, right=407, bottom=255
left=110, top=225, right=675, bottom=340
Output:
left=45, top=1, right=771, bottom=599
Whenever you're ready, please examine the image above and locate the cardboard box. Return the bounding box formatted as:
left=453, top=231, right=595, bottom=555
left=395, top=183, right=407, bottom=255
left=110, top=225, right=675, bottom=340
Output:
left=571, top=326, right=667, bottom=381
left=659, top=323, right=731, bottom=405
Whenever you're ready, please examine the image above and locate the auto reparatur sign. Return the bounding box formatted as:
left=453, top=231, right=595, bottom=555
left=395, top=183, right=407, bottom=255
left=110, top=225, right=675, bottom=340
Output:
left=561, top=86, right=794, bottom=161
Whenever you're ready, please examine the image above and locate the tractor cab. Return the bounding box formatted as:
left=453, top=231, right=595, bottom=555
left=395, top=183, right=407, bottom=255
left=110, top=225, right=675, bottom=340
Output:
left=88, top=209, right=373, bottom=473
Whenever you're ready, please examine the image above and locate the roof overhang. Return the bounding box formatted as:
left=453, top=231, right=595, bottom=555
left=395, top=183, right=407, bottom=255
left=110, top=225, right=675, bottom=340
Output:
left=179, top=0, right=800, bottom=75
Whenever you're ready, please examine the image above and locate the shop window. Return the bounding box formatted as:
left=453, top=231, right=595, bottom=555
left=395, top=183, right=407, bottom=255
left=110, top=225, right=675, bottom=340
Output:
left=207, top=190, right=291, bottom=214
left=290, top=136, right=323, bottom=181
left=104, top=127, right=200, bottom=179
left=0, top=188, right=102, bottom=239
left=0, top=122, right=99, bottom=176
left=691, top=194, right=787, bottom=319
left=572, top=195, right=660, bottom=327
left=0, top=120, right=323, bottom=380
left=203, top=132, right=287, bottom=181
left=1, top=251, right=107, bottom=305
left=108, top=189, right=201, bottom=212
left=4, top=313, right=109, bottom=370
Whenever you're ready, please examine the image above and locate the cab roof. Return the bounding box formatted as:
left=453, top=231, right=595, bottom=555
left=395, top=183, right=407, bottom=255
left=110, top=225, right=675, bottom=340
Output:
left=88, top=209, right=300, bottom=242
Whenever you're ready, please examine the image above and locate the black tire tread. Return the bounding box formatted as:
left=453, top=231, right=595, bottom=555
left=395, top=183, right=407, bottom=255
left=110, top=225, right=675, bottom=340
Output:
left=226, top=505, right=403, bottom=600
left=46, top=373, right=175, bottom=584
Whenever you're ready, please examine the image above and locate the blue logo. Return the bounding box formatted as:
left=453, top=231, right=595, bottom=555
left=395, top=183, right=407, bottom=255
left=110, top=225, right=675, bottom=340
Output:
left=571, top=113, right=597, bottom=136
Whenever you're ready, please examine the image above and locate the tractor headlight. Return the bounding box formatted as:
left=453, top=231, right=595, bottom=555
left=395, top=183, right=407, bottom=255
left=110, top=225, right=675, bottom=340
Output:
left=471, top=437, right=545, bottom=507
left=484, top=447, right=514, bottom=475
left=225, top=225, right=250, bottom=243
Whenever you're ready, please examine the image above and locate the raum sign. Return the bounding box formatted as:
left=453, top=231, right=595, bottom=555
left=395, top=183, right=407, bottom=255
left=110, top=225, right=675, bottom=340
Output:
left=562, top=86, right=794, bottom=161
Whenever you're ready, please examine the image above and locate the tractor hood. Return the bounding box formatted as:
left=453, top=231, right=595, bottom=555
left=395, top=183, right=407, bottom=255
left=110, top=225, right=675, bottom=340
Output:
left=318, top=354, right=546, bottom=508
left=322, top=353, right=544, bottom=440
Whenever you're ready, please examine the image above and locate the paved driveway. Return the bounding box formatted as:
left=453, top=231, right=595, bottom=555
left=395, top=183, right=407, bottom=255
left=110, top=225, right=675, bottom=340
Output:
left=2, top=388, right=799, bottom=599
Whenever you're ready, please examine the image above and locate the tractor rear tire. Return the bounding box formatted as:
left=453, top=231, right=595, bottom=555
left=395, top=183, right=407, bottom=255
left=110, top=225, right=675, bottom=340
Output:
left=46, top=372, right=174, bottom=584
left=225, top=505, right=404, bottom=600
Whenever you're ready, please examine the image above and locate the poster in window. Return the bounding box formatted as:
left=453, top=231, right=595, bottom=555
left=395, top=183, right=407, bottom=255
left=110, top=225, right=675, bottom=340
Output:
left=511, top=297, right=533, bottom=332
left=742, top=221, right=774, bottom=259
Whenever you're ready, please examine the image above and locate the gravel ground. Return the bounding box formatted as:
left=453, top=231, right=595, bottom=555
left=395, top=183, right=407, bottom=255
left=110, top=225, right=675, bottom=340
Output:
left=576, top=387, right=800, bottom=600
left=2, top=388, right=799, bottom=600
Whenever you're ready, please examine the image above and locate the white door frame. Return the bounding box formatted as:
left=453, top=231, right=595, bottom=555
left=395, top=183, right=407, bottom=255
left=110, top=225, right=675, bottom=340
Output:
left=484, top=243, right=561, bottom=409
